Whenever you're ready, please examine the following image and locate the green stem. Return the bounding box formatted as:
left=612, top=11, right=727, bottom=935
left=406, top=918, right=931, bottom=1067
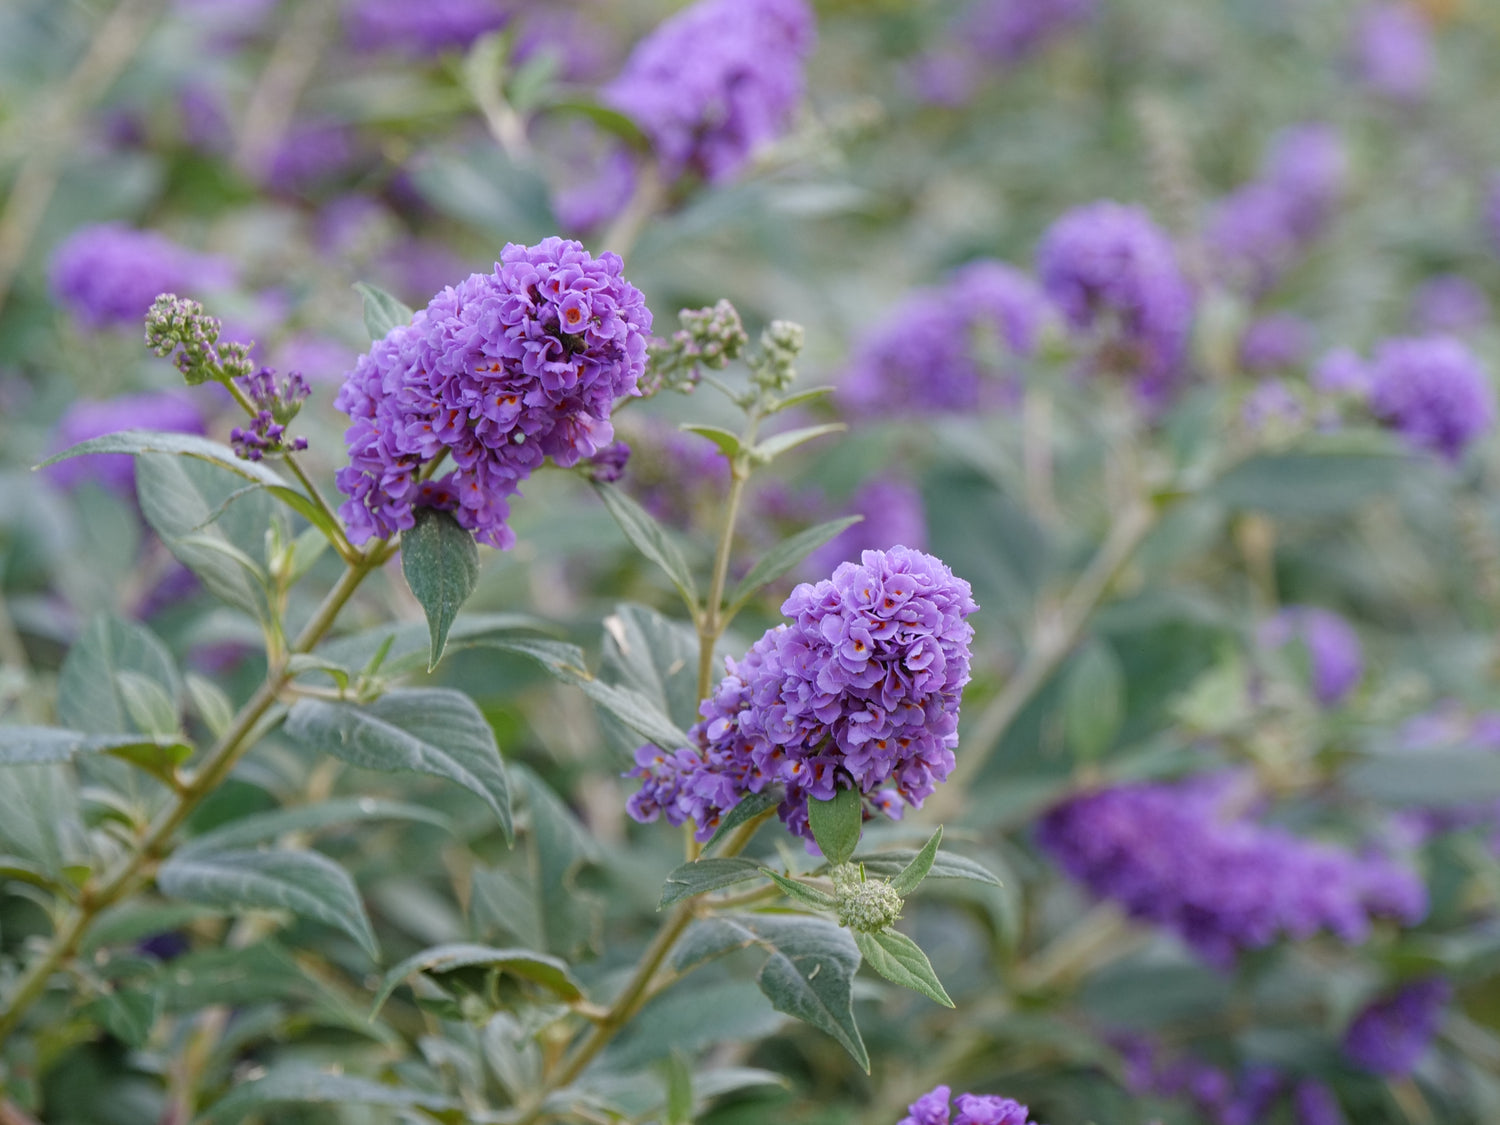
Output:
left=696, top=416, right=761, bottom=702
left=926, top=499, right=1158, bottom=820
left=513, top=812, right=769, bottom=1125
left=0, top=550, right=384, bottom=1047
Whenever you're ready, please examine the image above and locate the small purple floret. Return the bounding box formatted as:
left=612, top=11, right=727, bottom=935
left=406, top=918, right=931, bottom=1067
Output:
left=1367, top=335, right=1495, bottom=461
left=1343, top=978, right=1451, bottom=1077
left=897, top=1084, right=1038, bottom=1125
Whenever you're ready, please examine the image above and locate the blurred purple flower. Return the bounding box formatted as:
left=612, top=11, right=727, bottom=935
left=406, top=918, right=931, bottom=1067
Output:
left=959, top=0, right=1096, bottom=65
left=840, top=260, right=1051, bottom=417
left=513, top=4, right=619, bottom=83
left=263, top=119, right=361, bottom=196
left=1258, top=606, right=1363, bottom=707
left=1037, top=774, right=1428, bottom=966
left=1343, top=978, right=1450, bottom=1076
left=1118, top=1038, right=1288, bottom=1125
left=1352, top=3, right=1433, bottom=103
left=1293, top=1081, right=1348, bottom=1125
left=1242, top=378, right=1303, bottom=434
left=48, top=391, right=207, bottom=493
left=553, top=145, right=639, bottom=237
left=603, top=0, right=815, bottom=184
left=49, top=224, right=235, bottom=330
left=807, top=477, right=928, bottom=577
left=344, top=0, right=510, bottom=56
left=271, top=333, right=358, bottom=385
left=1367, top=335, right=1495, bottom=461
left=1037, top=201, right=1195, bottom=403
left=897, top=1084, right=1038, bottom=1125
left=1240, top=313, right=1312, bottom=372
left=1410, top=275, right=1489, bottom=334
left=1312, top=347, right=1371, bottom=396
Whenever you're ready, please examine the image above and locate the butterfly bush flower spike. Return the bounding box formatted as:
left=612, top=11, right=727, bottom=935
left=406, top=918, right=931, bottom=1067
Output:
left=1367, top=335, right=1495, bottom=461
left=335, top=237, right=652, bottom=548
left=897, top=1084, right=1038, bottom=1125
left=627, top=547, right=977, bottom=843
left=1343, top=977, right=1451, bottom=1077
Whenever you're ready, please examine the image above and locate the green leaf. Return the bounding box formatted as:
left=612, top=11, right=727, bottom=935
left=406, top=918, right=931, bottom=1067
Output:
left=739, top=913, right=868, bottom=1071
left=0, top=726, right=188, bottom=767
left=679, top=423, right=743, bottom=459
left=104, top=735, right=193, bottom=784
left=808, top=786, right=862, bottom=867
left=671, top=917, right=761, bottom=973
left=116, top=670, right=181, bottom=738
left=659, top=857, right=765, bottom=908
left=761, top=868, right=838, bottom=910
left=725, top=516, right=862, bottom=615
left=1346, top=750, right=1500, bottom=807
left=662, top=1051, right=694, bottom=1125
left=201, top=1065, right=460, bottom=1123
left=86, top=984, right=160, bottom=1047
left=703, top=789, right=780, bottom=852
left=770, top=385, right=836, bottom=413
left=600, top=603, right=707, bottom=734
left=179, top=798, right=450, bottom=858
left=370, top=942, right=584, bottom=1015
left=543, top=95, right=651, bottom=148
left=890, top=827, right=942, bottom=897
left=317, top=612, right=549, bottom=677
left=853, top=928, right=953, bottom=1007
left=283, top=689, right=512, bottom=841
left=134, top=453, right=270, bottom=618
left=593, top=482, right=699, bottom=610
left=353, top=281, right=415, bottom=341
left=57, top=615, right=182, bottom=736
left=1063, top=641, right=1125, bottom=762
left=157, top=848, right=379, bottom=960
left=185, top=674, right=235, bottom=740
left=0, top=765, right=87, bottom=879
left=36, top=429, right=290, bottom=488
left=401, top=507, right=480, bottom=671
left=751, top=423, right=846, bottom=463
left=850, top=848, right=1002, bottom=887
left=1211, top=450, right=1404, bottom=516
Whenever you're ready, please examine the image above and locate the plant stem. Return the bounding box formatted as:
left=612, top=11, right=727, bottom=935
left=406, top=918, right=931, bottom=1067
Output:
left=696, top=417, right=761, bottom=703
left=926, top=499, right=1158, bottom=821
left=513, top=813, right=768, bottom=1125
left=598, top=164, right=663, bottom=265
left=0, top=549, right=385, bottom=1046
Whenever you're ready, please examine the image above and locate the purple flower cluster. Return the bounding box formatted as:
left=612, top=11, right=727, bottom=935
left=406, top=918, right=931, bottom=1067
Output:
left=49, top=224, right=234, bottom=330
left=807, top=477, right=928, bottom=578
left=1240, top=313, right=1312, bottom=373
left=839, top=261, right=1051, bottom=417
left=627, top=547, right=977, bottom=843
left=1207, top=124, right=1348, bottom=296
left=1118, top=1038, right=1346, bottom=1125
left=1036, top=774, right=1427, bottom=966
left=1410, top=275, right=1490, bottom=334
left=603, top=0, right=815, bottom=184
left=1343, top=978, right=1451, bottom=1077
left=1352, top=3, right=1433, bottom=103
left=1036, top=201, right=1194, bottom=403
left=1366, top=335, right=1495, bottom=461
left=335, top=237, right=652, bottom=548
left=230, top=367, right=311, bottom=461
left=344, top=0, right=509, bottom=56
left=1258, top=606, right=1363, bottom=707
left=48, top=391, right=207, bottom=494
left=898, top=1085, right=1037, bottom=1125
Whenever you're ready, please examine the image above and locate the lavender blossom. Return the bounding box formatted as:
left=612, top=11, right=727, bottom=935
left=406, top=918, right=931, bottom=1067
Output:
left=1036, top=774, right=1427, bottom=966
left=1410, top=275, right=1490, bottom=334
left=1367, top=335, right=1495, bottom=461
left=627, top=547, right=977, bottom=843
left=1312, top=348, right=1371, bottom=396
left=1258, top=606, right=1363, bottom=707
left=263, top=119, right=360, bottom=196
left=1352, top=3, right=1433, bottom=103
left=839, top=260, right=1051, bottom=417
left=344, top=0, right=509, bottom=56
left=807, top=477, right=928, bottom=577
left=48, top=392, right=207, bottom=493
left=603, top=0, right=816, bottom=184
left=1207, top=124, right=1348, bottom=296
left=1293, top=1081, right=1348, bottom=1125
left=1240, top=313, right=1312, bottom=372
left=1037, top=201, right=1195, bottom=402
left=1343, top=978, right=1451, bottom=1077
left=897, top=1085, right=1038, bottom=1125
left=230, top=367, right=310, bottom=460
left=335, top=237, right=652, bottom=548
left=49, top=224, right=234, bottom=330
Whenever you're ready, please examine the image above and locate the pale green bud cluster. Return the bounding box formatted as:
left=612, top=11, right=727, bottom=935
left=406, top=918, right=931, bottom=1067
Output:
left=748, top=319, right=804, bottom=397
left=831, top=864, right=903, bottom=933
left=643, top=299, right=749, bottom=395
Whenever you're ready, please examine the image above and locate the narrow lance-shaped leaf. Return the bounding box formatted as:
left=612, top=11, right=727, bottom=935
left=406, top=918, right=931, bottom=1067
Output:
left=704, top=789, right=780, bottom=852
left=370, top=942, right=584, bottom=1016
left=760, top=868, right=838, bottom=910
left=853, top=928, right=954, bottom=1007
left=808, top=786, right=863, bottom=867
left=725, top=516, right=862, bottom=615
left=0, top=726, right=191, bottom=768
left=1063, top=641, right=1125, bottom=762
left=890, top=826, right=943, bottom=896
left=36, top=430, right=291, bottom=488
left=751, top=422, right=845, bottom=463
left=157, top=848, right=379, bottom=960
left=848, top=848, right=1003, bottom=887
left=353, top=280, right=414, bottom=340
left=679, top=423, right=743, bottom=459
left=659, top=857, right=765, bottom=908
left=178, top=798, right=450, bottom=858
left=283, top=689, right=512, bottom=841
left=400, top=507, right=480, bottom=670
left=593, top=482, right=699, bottom=611
left=200, top=1065, right=460, bottom=1124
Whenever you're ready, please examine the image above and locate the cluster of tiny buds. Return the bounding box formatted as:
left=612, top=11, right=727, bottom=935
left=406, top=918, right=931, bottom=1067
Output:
left=748, top=318, right=804, bottom=397
left=231, top=413, right=308, bottom=462
left=144, top=293, right=255, bottom=385
left=643, top=299, right=749, bottom=395
left=831, top=863, right=903, bottom=933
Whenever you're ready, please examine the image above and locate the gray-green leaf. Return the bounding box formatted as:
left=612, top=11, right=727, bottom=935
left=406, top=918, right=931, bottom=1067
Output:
left=890, top=827, right=943, bottom=897
left=201, top=1064, right=459, bottom=1124
left=283, top=689, right=511, bottom=840
left=808, top=786, right=862, bottom=867
left=1063, top=641, right=1125, bottom=762
left=370, top=942, right=584, bottom=1015
left=157, top=848, right=378, bottom=960
left=400, top=507, right=480, bottom=670
left=593, top=482, right=699, bottom=610
left=853, top=928, right=953, bottom=1007
left=659, top=857, right=765, bottom=908
left=725, top=516, right=862, bottom=616
left=353, top=280, right=415, bottom=341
